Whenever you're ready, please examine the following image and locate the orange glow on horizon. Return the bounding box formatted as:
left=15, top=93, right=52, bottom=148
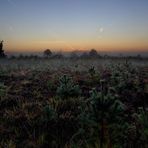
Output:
left=5, top=37, right=148, bottom=53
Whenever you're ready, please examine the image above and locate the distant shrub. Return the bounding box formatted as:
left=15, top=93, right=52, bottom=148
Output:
left=0, top=82, right=6, bottom=97
left=70, top=51, right=79, bottom=59
left=88, top=66, right=96, bottom=77
left=52, top=53, right=64, bottom=59
left=88, top=66, right=100, bottom=86
left=80, top=52, right=89, bottom=58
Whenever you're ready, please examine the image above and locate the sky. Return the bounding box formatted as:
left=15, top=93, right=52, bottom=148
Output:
left=0, top=0, right=148, bottom=53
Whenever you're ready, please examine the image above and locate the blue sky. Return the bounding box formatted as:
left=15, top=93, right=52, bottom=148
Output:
left=0, top=0, right=148, bottom=52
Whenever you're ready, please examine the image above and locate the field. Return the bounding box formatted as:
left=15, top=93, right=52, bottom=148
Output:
left=0, top=58, right=148, bottom=148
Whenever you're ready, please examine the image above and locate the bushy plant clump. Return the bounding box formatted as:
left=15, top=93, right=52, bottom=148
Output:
left=56, top=75, right=81, bottom=99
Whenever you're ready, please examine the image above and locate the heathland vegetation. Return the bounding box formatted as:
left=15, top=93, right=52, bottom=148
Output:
left=0, top=42, right=148, bottom=147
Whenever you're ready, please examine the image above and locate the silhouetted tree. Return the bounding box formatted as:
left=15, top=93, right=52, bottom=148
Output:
left=0, top=40, right=6, bottom=58
left=89, top=49, right=98, bottom=58
left=44, top=49, right=52, bottom=58
left=0, top=40, right=3, bottom=50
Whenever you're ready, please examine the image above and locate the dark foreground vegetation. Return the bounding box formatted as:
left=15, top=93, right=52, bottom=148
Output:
left=0, top=58, right=148, bottom=148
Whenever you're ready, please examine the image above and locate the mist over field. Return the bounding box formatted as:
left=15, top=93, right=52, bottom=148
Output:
left=5, top=50, right=148, bottom=57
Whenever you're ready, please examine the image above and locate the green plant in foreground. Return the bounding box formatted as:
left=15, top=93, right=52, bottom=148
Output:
left=73, top=89, right=127, bottom=148
left=91, top=89, right=126, bottom=146
left=56, top=75, right=81, bottom=99
left=138, top=108, right=148, bottom=144
left=42, top=105, right=57, bottom=122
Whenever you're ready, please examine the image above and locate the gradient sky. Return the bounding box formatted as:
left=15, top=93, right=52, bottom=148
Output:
left=0, top=0, right=148, bottom=53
